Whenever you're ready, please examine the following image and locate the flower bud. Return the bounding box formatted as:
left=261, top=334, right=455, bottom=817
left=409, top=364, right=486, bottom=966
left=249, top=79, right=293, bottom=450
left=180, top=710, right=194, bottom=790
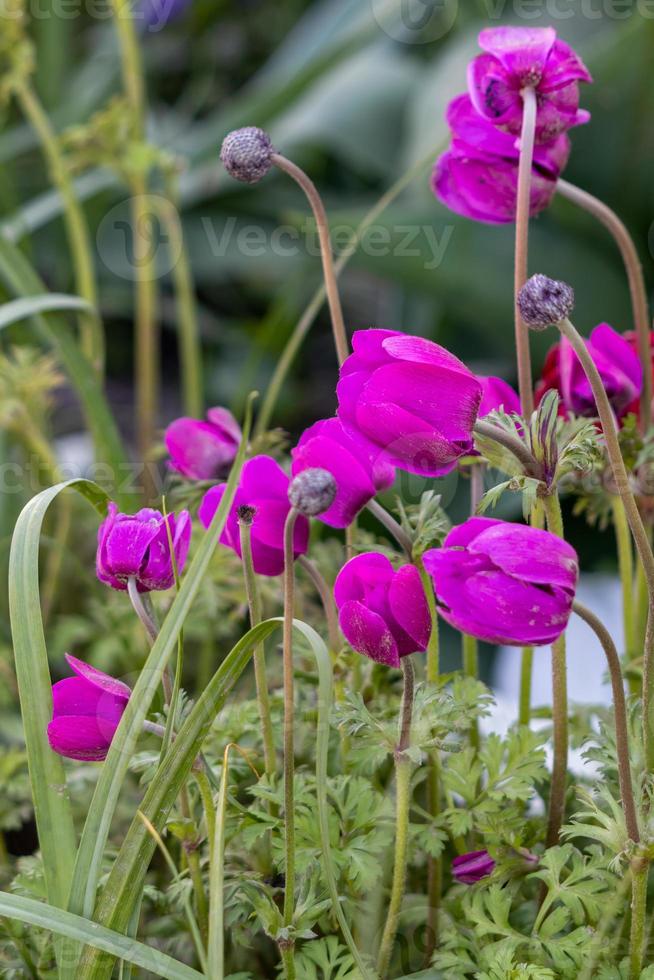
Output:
left=220, top=127, right=274, bottom=184
left=518, top=274, right=574, bottom=330
left=288, top=468, right=337, bottom=517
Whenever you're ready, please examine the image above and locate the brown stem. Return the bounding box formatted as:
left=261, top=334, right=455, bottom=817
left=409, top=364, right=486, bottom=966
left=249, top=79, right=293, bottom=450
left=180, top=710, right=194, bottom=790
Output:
left=572, top=600, right=639, bottom=844
left=271, top=153, right=349, bottom=365
left=282, top=508, right=300, bottom=938
left=514, top=86, right=537, bottom=417
left=556, top=317, right=654, bottom=769
left=557, top=179, right=652, bottom=426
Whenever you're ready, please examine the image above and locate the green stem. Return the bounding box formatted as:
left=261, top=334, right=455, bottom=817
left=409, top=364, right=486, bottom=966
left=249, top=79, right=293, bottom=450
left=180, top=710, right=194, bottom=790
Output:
left=376, top=657, right=415, bottom=978
left=367, top=499, right=413, bottom=558
left=109, top=0, right=146, bottom=131
left=543, top=492, right=568, bottom=847
left=14, top=82, right=102, bottom=376
left=179, top=786, right=209, bottom=944
left=613, top=496, right=638, bottom=695
left=514, top=85, right=537, bottom=417
left=281, top=508, right=300, bottom=974
left=473, top=419, right=542, bottom=478
left=629, top=860, right=648, bottom=978
left=462, top=634, right=480, bottom=752
left=156, top=191, right=203, bottom=418
left=297, top=555, right=340, bottom=656
left=519, top=648, right=534, bottom=727
left=238, top=518, right=276, bottom=781
left=194, top=768, right=217, bottom=854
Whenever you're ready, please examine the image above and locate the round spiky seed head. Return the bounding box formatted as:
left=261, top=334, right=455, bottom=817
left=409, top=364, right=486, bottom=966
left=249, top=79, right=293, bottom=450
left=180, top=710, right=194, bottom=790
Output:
left=288, top=468, right=337, bottom=518
left=220, top=127, right=274, bottom=184
left=237, top=504, right=257, bottom=526
left=518, top=274, right=575, bottom=330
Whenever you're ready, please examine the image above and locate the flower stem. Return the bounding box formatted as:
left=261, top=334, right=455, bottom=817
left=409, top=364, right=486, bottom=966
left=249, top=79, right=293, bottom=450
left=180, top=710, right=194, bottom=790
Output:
left=518, top=648, right=534, bottom=727
left=281, top=507, right=300, bottom=974
left=14, top=82, right=102, bottom=376
left=542, top=492, right=568, bottom=846
left=557, top=179, right=652, bottom=426
left=572, top=600, right=639, bottom=843
left=629, top=860, right=648, bottom=978
left=367, top=499, right=413, bottom=558
left=238, top=519, right=276, bottom=781
left=131, top=178, right=159, bottom=493
left=473, top=419, right=542, bottom=479
left=556, top=316, right=654, bottom=770
left=271, top=153, right=348, bottom=366
left=613, top=496, right=638, bottom=695
left=462, top=634, right=480, bottom=752
left=377, top=657, right=415, bottom=978
left=514, top=86, right=537, bottom=417
left=297, top=555, right=340, bottom=655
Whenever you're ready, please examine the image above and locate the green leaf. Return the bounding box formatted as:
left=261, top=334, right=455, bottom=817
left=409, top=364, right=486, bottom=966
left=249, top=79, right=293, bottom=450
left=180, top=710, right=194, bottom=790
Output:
left=0, top=892, right=203, bottom=980
left=8, top=479, right=110, bottom=913
left=0, top=293, right=94, bottom=329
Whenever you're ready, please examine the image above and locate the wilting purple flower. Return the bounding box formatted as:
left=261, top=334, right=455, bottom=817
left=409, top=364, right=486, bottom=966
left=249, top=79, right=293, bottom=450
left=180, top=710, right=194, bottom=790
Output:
left=468, top=26, right=591, bottom=143
left=452, top=850, right=496, bottom=884
left=165, top=407, right=241, bottom=481
left=47, top=655, right=130, bottom=762
left=477, top=375, right=521, bottom=418
left=337, top=329, right=482, bottom=478
left=535, top=323, right=643, bottom=421
left=96, top=504, right=191, bottom=593
left=291, top=417, right=395, bottom=529
left=423, top=517, right=578, bottom=646
left=198, top=455, right=309, bottom=577
left=433, top=94, right=569, bottom=225
left=333, top=553, right=431, bottom=667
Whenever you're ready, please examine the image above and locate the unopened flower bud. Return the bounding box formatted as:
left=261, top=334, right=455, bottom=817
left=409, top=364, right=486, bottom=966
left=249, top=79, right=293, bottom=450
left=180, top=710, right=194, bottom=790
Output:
left=220, top=127, right=274, bottom=184
left=518, top=274, right=575, bottom=330
left=288, top=468, right=337, bottom=517
left=237, top=504, right=257, bottom=526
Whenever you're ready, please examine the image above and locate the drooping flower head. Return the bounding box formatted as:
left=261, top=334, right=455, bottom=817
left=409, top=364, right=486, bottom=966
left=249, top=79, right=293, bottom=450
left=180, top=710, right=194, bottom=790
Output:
left=535, top=323, right=643, bottom=421
left=477, top=375, right=521, bottom=418
left=423, top=517, right=578, bottom=646
left=452, top=850, right=496, bottom=885
left=199, top=455, right=309, bottom=577
left=333, top=553, right=431, bottom=667
left=165, top=406, right=241, bottom=481
left=337, top=329, right=482, bottom=478
left=97, top=504, right=191, bottom=593
left=291, top=416, right=395, bottom=529
left=47, top=655, right=130, bottom=762
left=468, top=26, right=592, bottom=143
left=433, top=94, right=570, bottom=224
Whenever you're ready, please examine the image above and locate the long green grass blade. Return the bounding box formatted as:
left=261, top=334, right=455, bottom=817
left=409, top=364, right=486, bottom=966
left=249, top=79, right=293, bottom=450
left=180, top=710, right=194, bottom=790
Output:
left=0, top=236, right=136, bottom=509
left=65, top=396, right=255, bottom=971
left=0, top=293, right=94, bottom=329
left=0, top=893, right=203, bottom=980
left=8, top=479, right=110, bottom=914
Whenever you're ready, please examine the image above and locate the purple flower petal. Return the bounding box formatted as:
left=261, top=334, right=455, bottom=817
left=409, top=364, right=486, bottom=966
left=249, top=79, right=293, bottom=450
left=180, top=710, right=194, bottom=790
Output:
left=338, top=599, right=400, bottom=668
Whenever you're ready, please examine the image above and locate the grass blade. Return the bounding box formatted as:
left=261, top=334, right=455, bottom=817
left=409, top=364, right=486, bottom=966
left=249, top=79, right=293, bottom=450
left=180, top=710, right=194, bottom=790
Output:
left=0, top=293, right=94, bottom=329
left=0, top=893, right=204, bottom=980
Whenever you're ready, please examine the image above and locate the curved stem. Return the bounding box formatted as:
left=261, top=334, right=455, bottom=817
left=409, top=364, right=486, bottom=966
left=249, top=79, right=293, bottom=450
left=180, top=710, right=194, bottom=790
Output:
left=281, top=508, right=300, bottom=975
left=238, top=519, right=276, bottom=781
left=367, top=499, right=413, bottom=558
left=514, top=86, right=537, bottom=417
left=557, top=179, right=652, bottom=426
left=613, top=497, right=638, bottom=695
left=14, top=82, right=102, bottom=376
left=377, top=657, right=415, bottom=978
left=127, top=576, right=158, bottom=644
left=297, top=555, right=340, bottom=655
left=556, top=316, right=654, bottom=769
left=473, top=419, right=542, bottom=479
left=542, top=492, right=568, bottom=847
left=572, top=600, right=639, bottom=843
left=271, top=153, right=348, bottom=366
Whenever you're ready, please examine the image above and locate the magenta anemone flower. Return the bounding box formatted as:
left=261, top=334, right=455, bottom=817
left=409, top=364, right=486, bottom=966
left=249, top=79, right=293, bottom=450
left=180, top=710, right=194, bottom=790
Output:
left=477, top=375, right=521, bottom=418
left=291, top=417, right=395, bottom=529
left=96, top=503, right=191, bottom=593
left=433, top=94, right=569, bottom=225
left=468, top=26, right=591, bottom=143
left=535, top=323, right=643, bottom=421
left=452, top=850, right=496, bottom=885
left=337, top=329, right=482, bottom=478
left=198, top=455, right=309, bottom=577
left=165, top=406, right=241, bottom=481
left=423, top=517, right=578, bottom=646
left=47, top=655, right=130, bottom=762
left=333, top=553, right=431, bottom=667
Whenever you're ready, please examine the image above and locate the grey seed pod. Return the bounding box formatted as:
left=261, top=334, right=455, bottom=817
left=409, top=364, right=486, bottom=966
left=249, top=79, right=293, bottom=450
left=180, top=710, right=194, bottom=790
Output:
left=518, top=274, right=575, bottom=330
left=220, top=127, right=274, bottom=184
left=288, top=468, right=337, bottom=517
left=236, top=504, right=257, bottom=526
